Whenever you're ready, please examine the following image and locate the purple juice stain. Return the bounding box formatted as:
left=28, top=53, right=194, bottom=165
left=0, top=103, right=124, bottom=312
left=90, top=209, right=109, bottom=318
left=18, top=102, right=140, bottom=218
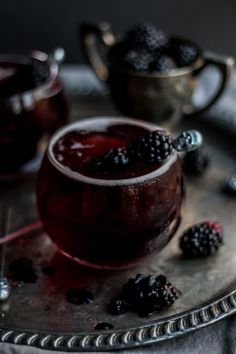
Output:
left=41, top=265, right=55, bottom=276
left=65, top=288, right=94, bottom=305
left=94, top=322, right=114, bottom=330
left=9, top=258, right=38, bottom=283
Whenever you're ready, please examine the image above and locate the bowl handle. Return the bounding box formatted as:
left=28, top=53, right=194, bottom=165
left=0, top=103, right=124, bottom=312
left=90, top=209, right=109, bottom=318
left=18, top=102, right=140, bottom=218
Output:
left=80, top=22, right=116, bottom=81
left=184, top=52, right=235, bottom=116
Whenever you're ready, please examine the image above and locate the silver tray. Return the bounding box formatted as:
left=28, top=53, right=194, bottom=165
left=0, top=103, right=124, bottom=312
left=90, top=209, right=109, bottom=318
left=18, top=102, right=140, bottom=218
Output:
left=0, top=110, right=235, bottom=352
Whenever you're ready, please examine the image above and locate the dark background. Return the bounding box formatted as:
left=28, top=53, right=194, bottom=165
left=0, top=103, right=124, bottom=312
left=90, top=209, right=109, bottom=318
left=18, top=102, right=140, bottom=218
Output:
left=0, top=0, right=234, bottom=63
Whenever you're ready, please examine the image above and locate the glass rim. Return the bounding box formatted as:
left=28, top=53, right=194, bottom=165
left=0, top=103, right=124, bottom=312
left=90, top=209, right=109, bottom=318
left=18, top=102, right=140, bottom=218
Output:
left=47, top=116, right=177, bottom=187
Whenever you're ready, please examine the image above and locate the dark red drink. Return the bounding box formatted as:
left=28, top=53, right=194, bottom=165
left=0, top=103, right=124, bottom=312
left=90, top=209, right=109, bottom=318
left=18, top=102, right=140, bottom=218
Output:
left=37, top=117, right=184, bottom=269
left=0, top=50, right=68, bottom=175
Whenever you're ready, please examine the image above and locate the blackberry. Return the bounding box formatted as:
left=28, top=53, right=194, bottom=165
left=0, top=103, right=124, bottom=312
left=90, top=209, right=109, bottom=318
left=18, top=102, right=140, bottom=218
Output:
left=89, top=147, right=129, bottom=173
left=171, top=41, right=199, bottom=67
left=180, top=221, right=223, bottom=257
left=29, top=59, right=49, bottom=87
left=183, top=147, right=210, bottom=175
left=150, top=55, right=176, bottom=73
left=65, top=288, right=94, bottom=305
left=128, top=130, right=173, bottom=164
left=9, top=258, right=38, bottom=283
left=109, top=274, right=179, bottom=317
left=157, top=282, right=180, bottom=309
left=126, top=24, right=169, bottom=52
left=128, top=274, right=178, bottom=316
left=122, top=273, right=145, bottom=308
left=108, top=296, right=129, bottom=315
left=95, top=322, right=114, bottom=330
left=123, top=50, right=152, bottom=72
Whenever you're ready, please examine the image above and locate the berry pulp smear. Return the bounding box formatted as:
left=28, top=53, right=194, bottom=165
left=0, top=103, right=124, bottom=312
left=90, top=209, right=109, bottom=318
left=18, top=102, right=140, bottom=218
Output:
left=37, top=117, right=184, bottom=269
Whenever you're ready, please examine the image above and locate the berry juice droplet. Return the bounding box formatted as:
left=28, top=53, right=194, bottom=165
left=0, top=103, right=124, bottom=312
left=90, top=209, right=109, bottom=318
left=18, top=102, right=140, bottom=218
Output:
left=94, top=322, right=114, bottom=330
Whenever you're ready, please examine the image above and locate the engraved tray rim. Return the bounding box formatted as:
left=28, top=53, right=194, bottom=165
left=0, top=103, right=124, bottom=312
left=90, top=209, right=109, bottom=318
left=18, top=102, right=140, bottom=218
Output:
left=1, top=286, right=236, bottom=351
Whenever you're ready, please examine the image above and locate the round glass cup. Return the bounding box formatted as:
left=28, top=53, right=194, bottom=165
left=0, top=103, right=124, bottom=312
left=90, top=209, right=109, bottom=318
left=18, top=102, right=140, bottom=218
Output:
left=0, top=49, right=68, bottom=178
left=37, top=117, right=184, bottom=270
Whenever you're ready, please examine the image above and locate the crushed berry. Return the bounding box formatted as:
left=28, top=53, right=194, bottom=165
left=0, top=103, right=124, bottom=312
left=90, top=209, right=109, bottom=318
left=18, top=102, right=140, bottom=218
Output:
left=65, top=288, right=94, bottom=305
left=108, top=274, right=179, bottom=317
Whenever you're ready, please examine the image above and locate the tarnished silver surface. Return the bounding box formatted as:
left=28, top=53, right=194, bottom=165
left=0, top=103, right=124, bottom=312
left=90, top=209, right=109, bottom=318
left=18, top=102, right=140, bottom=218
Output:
left=0, top=117, right=235, bottom=351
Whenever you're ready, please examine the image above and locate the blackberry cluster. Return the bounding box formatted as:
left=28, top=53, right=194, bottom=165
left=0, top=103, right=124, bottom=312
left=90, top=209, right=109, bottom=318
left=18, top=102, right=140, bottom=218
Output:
left=108, top=274, right=179, bottom=317
left=110, top=23, right=200, bottom=73
left=89, top=130, right=174, bottom=174
left=128, top=130, right=173, bottom=164
left=29, top=59, right=50, bottom=87
left=183, top=147, right=210, bottom=175
left=180, top=221, right=223, bottom=258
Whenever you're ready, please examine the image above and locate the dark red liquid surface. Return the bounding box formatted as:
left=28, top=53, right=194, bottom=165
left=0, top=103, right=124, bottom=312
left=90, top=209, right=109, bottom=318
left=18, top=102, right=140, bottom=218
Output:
left=37, top=119, right=184, bottom=269
left=53, top=123, right=162, bottom=179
